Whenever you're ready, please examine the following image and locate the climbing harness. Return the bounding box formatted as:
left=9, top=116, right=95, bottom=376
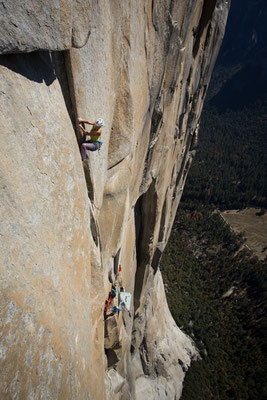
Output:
left=95, top=140, right=103, bottom=153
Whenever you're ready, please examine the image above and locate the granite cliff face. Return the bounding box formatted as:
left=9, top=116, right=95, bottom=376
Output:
left=0, top=1, right=229, bottom=399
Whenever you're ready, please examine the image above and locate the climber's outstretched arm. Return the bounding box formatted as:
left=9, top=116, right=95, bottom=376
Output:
left=78, top=117, right=94, bottom=125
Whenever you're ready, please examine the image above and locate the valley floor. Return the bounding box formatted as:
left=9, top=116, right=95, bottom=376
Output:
left=221, top=207, right=267, bottom=260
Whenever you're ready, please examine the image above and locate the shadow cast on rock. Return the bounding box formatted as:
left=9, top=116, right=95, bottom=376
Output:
left=0, top=51, right=56, bottom=86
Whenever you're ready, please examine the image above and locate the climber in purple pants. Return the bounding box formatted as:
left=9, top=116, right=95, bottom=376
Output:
left=78, top=117, right=104, bottom=160
left=80, top=141, right=99, bottom=159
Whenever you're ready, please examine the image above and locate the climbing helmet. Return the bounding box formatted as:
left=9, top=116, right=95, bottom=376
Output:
left=95, top=118, right=104, bottom=127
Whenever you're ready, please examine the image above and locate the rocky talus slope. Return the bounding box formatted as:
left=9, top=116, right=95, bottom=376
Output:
left=0, top=1, right=229, bottom=399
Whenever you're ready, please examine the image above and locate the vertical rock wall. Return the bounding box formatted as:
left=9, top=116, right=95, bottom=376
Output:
left=0, top=52, right=98, bottom=399
left=0, top=1, right=230, bottom=399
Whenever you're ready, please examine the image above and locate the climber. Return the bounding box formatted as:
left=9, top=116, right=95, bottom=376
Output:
left=78, top=117, right=104, bottom=160
left=104, top=286, right=117, bottom=318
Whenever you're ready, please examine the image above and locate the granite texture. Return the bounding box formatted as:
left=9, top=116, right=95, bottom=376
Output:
left=0, top=1, right=230, bottom=398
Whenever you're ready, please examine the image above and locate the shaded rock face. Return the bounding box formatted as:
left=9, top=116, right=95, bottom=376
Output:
left=0, top=1, right=229, bottom=399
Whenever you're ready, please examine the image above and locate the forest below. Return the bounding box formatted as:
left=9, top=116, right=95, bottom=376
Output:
left=183, top=101, right=267, bottom=210
left=161, top=1, right=267, bottom=397
left=161, top=206, right=267, bottom=399
left=161, top=101, right=267, bottom=399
